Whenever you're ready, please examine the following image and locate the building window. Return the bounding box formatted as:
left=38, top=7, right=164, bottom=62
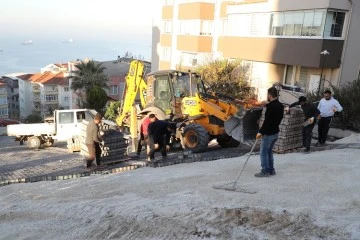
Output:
left=0, top=97, right=7, bottom=105
left=64, top=87, right=69, bottom=92
left=164, top=21, right=172, bottom=34
left=0, top=108, right=8, bottom=116
left=296, top=67, right=308, bottom=88
left=44, top=94, right=58, bottom=102
left=180, top=20, right=201, bottom=35
left=164, top=0, right=173, bottom=5
left=284, top=65, right=295, bottom=86
left=220, top=20, right=228, bottom=35
left=162, top=47, right=172, bottom=61
left=324, top=11, right=346, bottom=38
left=181, top=52, right=198, bottom=67
left=200, top=20, right=213, bottom=36
left=110, top=85, right=118, bottom=95
left=64, top=96, right=70, bottom=102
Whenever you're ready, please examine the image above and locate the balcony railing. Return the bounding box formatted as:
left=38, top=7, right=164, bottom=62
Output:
left=33, top=98, right=41, bottom=102
left=32, top=86, right=40, bottom=92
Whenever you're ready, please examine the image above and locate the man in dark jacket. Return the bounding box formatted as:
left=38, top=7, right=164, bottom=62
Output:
left=147, top=120, right=176, bottom=162
left=287, top=96, right=320, bottom=153
left=85, top=113, right=103, bottom=170
left=255, top=87, right=284, bottom=177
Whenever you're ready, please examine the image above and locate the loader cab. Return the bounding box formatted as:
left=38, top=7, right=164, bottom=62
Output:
left=147, top=70, right=204, bottom=118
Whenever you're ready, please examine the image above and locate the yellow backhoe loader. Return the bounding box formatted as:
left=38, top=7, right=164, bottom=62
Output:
left=116, top=60, right=262, bottom=153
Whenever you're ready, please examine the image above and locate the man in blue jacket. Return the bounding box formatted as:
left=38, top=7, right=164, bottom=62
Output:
left=255, top=87, right=284, bottom=177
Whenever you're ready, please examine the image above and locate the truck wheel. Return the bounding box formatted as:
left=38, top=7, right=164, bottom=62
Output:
left=183, top=124, right=209, bottom=153
left=27, top=136, right=41, bottom=149
left=43, top=139, right=54, bottom=147
left=217, top=134, right=240, bottom=148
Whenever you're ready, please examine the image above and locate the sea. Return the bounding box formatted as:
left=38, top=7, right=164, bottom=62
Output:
left=0, top=38, right=151, bottom=76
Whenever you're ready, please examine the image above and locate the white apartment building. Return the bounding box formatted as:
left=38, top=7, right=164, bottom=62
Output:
left=17, top=72, right=71, bottom=119
left=153, top=0, right=360, bottom=100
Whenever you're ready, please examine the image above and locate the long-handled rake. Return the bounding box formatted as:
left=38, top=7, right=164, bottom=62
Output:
left=212, top=139, right=259, bottom=194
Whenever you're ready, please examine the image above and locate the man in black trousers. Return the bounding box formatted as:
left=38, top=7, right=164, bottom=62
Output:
left=287, top=96, right=320, bottom=153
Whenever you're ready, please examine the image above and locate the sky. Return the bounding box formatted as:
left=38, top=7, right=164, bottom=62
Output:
left=0, top=0, right=158, bottom=75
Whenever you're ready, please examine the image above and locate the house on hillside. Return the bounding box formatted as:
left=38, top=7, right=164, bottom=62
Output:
left=1, top=76, right=20, bottom=120
left=0, top=79, right=9, bottom=119
left=100, top=58, right=151, bottom=101
left=17, top=72, right=71, bottom=120
left=154, top=0, right=360, bottom=101
left=40, top=63, right=69, bottom=73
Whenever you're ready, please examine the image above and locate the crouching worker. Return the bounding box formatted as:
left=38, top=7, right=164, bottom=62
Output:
left=147, top=120, right=177, bottom=162
left=137, top=114, right=157, bottom=156
left=85, top=113, right=103, bottom=170
left=286, top=96, right=320, bottom=153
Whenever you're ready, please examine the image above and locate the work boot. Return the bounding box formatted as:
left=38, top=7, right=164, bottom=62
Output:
left=269, top=171, right=276, bottom=176
left=254, top=171, right=270, bottom=177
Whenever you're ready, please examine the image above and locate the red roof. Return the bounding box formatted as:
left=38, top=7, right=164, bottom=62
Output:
left=18, top=72, right=69, bottom=85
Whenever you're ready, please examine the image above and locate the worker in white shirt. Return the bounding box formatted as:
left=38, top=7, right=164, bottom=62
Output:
left=316, top=90, right=343, bottom=146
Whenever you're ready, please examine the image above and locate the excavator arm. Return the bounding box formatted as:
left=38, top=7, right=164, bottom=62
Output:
left=116, top=60, right=147, bottom=127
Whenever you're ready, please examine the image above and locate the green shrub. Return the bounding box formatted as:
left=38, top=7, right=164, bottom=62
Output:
left=308, top=79, right=360, bottom=131
left=332, top=79, right=360, bottom=131
left=26, top=114, right=42, bottom=123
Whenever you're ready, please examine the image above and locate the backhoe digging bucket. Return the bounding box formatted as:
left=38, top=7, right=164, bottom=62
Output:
left=224, top=108, right=263, bottom=143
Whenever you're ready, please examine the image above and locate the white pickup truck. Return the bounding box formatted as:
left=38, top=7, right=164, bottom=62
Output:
left=7, top=109, right=98, bottom=149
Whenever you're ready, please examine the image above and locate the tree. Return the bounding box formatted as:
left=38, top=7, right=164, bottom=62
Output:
left=70, top=60, right=109, bottom=108
left=104, top=101, right=121, bottom=122
left=195, top=59, right=255, bottom=101
left=26, top=114, right=42, bottom=123
left=87, top=86, right=109, bottom=114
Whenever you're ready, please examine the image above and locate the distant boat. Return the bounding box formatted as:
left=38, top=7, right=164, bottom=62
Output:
left=22, top=40, right=33, bottom=45
left=63, top=38, right=74, bottom=44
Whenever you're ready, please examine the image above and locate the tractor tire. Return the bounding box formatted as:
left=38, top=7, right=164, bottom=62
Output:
left=183, top=123, right=209, bottom=153
left=27, top=136, right=41, bottom=149
left=217, top=134, right=240, bottom=148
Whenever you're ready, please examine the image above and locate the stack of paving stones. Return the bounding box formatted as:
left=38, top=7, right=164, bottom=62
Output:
left=259, top=107, right=303, bottom=153
left=80, top=121, right=128, bottom=163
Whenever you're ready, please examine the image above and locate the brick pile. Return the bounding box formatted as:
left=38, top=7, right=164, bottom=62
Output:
left=259, top=107, right=304, bottom=152
left=80, top=121, right=128, bottom=162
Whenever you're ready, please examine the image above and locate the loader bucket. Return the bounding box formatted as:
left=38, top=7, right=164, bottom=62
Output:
left=224, top=108, right=263, bottom=143
left=224, top=116, right=243, bottom=142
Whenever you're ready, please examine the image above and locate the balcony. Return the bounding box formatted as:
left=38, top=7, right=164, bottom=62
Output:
left=178, top=2, right=215, bottom=20
left=218, top=37, right=344, bottom=68
left=43, top=100, right=58, bottom=104
left=162, top=6, right=173, bottom=19
left=160, top=34, right=172, bottom=47
left=159, top=61, right=171, bottom=70
left=33, top=98, right=41, bottom=103
left=32, top=86, right=40, bottom=93
left=177, top=35, right=212, bottom=52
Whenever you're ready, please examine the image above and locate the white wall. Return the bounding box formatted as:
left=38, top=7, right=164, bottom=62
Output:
left=18, top=79, right=33, bottom=119
left=339, top=0, right=360, bottom=85
left=58, top=85, right=71, bottom=109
